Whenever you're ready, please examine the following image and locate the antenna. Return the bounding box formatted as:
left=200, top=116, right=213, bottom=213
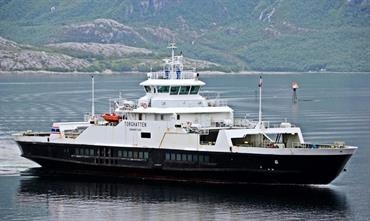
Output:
left=257, top=75, right=263, bottom=129
left=91, top=75, right=95, bottom=117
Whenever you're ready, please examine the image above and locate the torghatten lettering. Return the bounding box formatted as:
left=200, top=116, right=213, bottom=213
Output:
left=125, top=121, right=147, bottom=127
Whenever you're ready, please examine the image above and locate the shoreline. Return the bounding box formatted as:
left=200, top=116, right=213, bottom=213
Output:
left=0, top=70, right=369, bottom=75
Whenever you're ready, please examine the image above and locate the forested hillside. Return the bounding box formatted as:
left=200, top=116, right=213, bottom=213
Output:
left=0, top=0, right=369, bottom=72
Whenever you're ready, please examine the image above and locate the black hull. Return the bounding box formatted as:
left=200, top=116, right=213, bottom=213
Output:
left=16, top=141, right=352, bottom=185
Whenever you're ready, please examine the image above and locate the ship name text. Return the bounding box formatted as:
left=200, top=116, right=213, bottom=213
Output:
left=125, top=121, right=147, bottom=128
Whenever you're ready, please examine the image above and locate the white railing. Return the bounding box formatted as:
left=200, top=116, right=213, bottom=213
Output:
left=206, top=99, right=228, bottom=107
left=200, top=91, right=228, bottom=107
left=292, top=142, right=345, bottom=149
left=109, top=98, right=137, bottom=112
left=233, top=118, right=271, bottom=129
left=233, top=118, right=257, bottom=128
left=147, top=71, right=197, bottom=80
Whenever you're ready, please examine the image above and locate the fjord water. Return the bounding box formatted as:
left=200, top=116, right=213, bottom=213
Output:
left=0, top=73, right=369, bottom=220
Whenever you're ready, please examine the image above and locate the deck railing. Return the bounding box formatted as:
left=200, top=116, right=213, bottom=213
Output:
left=233, top=118, right=270, bottom=128
left=292, top=142, right=345, bottom=149
left=148, top=71, right=197, bottom=80
left=200, top=91, right=228, bottom=107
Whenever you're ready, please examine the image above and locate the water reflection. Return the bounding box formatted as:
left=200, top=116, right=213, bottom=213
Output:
left=16, top=169, right=352, bottom=220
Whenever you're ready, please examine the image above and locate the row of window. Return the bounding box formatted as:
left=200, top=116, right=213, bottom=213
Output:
left=74, top=148, right=149, bottom=160
left=73, top=148, right=209, bottom=164
left=75, top=148, right=95, bottom=156
left=144, top=85, right=200, bottom=95
left=117, top=150, right=149, bottom=160
left=165, top=153, right=210, bottom=163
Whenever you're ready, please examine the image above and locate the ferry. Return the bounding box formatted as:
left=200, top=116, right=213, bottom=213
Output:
left=13, top=44, right=357, bottom=184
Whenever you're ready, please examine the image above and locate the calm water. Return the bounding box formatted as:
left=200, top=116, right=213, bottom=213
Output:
left=0, top=72, right=369, bottom=220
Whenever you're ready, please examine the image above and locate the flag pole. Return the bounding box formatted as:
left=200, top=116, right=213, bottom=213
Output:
left=258, top=75, right=262, bottom=129
left=91, top=75, right=95, bottom=117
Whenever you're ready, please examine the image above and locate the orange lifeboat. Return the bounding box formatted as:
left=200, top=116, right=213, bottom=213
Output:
left=101, top=113, right=122, bottom=123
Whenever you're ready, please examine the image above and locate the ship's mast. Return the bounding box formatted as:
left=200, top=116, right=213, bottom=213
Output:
left=168, top=42, right=176, bottom=76
left=257, top=75, right=263, bottom=129
left=91, top=75, right=95, bottom=117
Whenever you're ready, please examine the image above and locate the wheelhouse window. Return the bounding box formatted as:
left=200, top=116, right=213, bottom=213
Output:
left=158, top=86, right=169, bottom=93
left=170, top=86, right=180, bottom=95
left=190, top=86, right=200, bottom=94
left=51, top=128, right=60, bottom=133
left=179, top=86, right=190, bottom=95
left=144, top=86, right=151, bottom=93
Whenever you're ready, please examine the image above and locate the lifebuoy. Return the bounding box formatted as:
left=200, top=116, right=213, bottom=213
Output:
left=142, top=103, right=148, bottom=108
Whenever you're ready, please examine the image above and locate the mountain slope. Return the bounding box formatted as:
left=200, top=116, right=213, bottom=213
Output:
left=0, top=0, right=369, bottom=72
left=0, top=37, right=91, bottom=71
